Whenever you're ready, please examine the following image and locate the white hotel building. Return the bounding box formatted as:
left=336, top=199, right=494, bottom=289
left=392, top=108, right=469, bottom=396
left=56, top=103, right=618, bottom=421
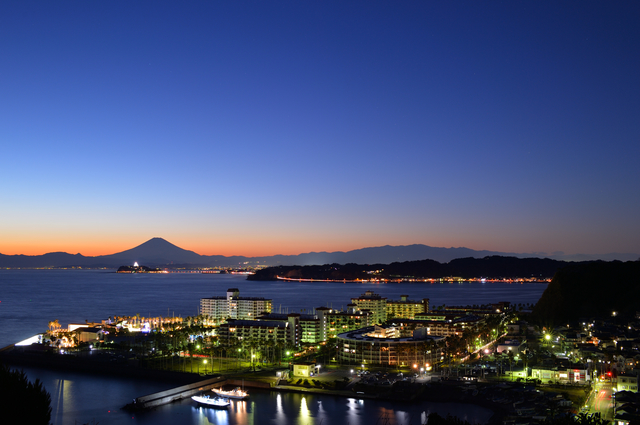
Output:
left=200, top=288, right=272, bottom=321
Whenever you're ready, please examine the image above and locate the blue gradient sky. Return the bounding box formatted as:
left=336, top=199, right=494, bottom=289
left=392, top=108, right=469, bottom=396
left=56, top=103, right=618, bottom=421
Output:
left=1, top=2, right=639, bottom=257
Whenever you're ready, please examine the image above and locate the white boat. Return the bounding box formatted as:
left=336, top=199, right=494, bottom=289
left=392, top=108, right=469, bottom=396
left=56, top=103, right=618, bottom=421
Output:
left=212, top=387, right=249, bottom=400
left=191, top=395, right=231, bottom=408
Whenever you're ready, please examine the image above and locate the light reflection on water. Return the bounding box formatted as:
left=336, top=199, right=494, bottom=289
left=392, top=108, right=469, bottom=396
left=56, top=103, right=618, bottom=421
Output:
left=275, top=393, right=286, bottom=424
left=193, top=405, right=230, bottom=425
left=316, top=400, right=329, bottom=424
left=51, top=378, right=74, bottom=424
left=21, top=366, right=495, bottom=425
left=0, top=270, right=546, bottom=350
left=4, top=271, right=545, bottom=424
left=345, top=398, right=363, bottom=425
left=299, top=397, right=313, bottom=425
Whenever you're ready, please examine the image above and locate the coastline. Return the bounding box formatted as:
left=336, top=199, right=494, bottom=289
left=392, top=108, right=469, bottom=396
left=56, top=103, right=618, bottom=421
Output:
left=1, top=349, right=503, bottom=424
left=0, top=350, right=201, bottom=385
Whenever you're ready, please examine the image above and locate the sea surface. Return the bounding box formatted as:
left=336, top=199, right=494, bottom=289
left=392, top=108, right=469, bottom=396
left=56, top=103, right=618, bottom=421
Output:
left=0, top=270, right=547, bottom=424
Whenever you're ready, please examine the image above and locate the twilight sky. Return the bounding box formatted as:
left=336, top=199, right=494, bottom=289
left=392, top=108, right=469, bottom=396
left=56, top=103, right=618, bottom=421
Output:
left=1, top=2, right=639, bottom=258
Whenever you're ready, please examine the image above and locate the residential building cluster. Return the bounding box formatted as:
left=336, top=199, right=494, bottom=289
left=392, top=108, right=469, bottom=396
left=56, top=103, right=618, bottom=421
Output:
left=499, top=314, right=640, bottom=394
left=197, top=288, right=503, bottom=368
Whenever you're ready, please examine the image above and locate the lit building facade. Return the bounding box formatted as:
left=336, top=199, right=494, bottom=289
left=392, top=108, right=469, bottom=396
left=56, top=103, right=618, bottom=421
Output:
left=617, top=374, right=639, bottom=392
left=336, top=325, right=443, bottom=367
left=257, top=313, right=316, bottom=346
left=351, top=291, right=430, bottom=324
left=200, top=288, right=272, bottom=321
left=386, top=295, right=429, bottom=320
left=217, top=319, right=290, bottom=345
left=257, top=307, right=372, bottom=344
left=391, top=316, right=484, bottom=338
left=316, top=306, right=373, bottom=340
left=351, top=291, right=387, bottom=324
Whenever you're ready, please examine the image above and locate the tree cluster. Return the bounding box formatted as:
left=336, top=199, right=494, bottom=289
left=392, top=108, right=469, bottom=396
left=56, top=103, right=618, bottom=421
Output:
left=532, top=260, right=640, bottom=325
left=248, top=256, right=572, bottom=281
left=0, top=364, right=52, bottom=425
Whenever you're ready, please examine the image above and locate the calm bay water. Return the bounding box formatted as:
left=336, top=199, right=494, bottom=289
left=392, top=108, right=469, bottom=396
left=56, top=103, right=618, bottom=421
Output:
left=0, top=270, right=547, bottom=424
left=15, top=365, right=497, bottom=425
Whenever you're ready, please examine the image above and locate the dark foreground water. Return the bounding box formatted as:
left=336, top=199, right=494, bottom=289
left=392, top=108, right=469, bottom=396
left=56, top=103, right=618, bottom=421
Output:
left=1, top=270, right=547, bottom=424
left=21, top=365, right=495, bottom=425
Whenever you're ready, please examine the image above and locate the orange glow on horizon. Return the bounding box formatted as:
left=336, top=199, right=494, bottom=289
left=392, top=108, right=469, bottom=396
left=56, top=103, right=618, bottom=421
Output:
left=0, top=237, right=390, bottom=258
left=0, top=234, right=578, bottom=259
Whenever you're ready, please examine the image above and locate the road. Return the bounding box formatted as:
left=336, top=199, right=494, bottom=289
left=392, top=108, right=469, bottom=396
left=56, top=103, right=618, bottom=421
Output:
left=587, top=380, right=614, bottom=421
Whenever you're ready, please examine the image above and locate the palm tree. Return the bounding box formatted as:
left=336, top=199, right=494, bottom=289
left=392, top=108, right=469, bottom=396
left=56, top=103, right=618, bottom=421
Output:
left=395, top=344, right=410, bottom=369
left=507, top=350, right=515, bottom=380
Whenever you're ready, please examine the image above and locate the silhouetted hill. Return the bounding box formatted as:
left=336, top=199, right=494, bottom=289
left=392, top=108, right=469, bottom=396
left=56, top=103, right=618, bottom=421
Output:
left=0, top=252, right=87, bottom=268
left=532, top=260, right=640, bottom=325
left=446, top=256, right=563, bottom=279
left=275, top=245, right=513, bottom=265
left=248, top=256, right=573, bottom=281
left=99, top=237, right=203, bottom=265
left=0, top=238, right=637, bottom=268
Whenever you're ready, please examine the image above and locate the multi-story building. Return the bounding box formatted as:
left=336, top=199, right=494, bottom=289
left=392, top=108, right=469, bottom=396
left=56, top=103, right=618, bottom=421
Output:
left=316, top=306, right=373, bottom=340
left=391, top=315, right=484, bottom=338
left=257, top=313, right=321, bottom=345
left=217, top=319, right=291, bottom=346
left=386, top=295, right=429, bottom=320
left=617, top=374, right=639, bottom=393
left=299, top=314, right=323, bottom=344
left=200, top=288, right=272, bottom=322
left=336, top=325, right=443, bottom=367
left=351, top=292, right=431, bottom=324
left=351, top=291, right=387, bottom=324
left=257, top=307, right=372, bottom=344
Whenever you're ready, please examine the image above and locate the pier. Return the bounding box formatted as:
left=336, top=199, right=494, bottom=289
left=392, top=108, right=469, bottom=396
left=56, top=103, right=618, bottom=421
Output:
left=127, top=377, right=273, bottom=410
left=128, top=376, right=227, bottom=410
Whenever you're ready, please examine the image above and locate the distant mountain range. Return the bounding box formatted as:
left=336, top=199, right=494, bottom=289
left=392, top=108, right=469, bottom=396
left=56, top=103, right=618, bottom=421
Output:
left=0, top=237, right=637, bottom=269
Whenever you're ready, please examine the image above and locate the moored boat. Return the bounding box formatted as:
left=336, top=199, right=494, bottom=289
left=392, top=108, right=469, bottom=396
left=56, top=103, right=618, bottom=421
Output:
left=212, top=387, right=249, bottom=400
left=191, top=395, right=231, bottom=408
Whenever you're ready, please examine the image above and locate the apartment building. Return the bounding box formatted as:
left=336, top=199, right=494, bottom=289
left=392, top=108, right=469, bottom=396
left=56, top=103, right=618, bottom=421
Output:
left=200, top=288, right=272, bottom=321
left=217, top=319, right=290, bottom=346
left=257, top=313, right=321, bottom=345
left=337, top=325, right=443, bottom=367
left=316, top=306, right=373, bottom=340
left=257, top=306, right=373, bottom=344
left=387, top=295, right=429, bottom=320
left=351, top=291, right=430, bottom=324
left=351, top=291, right=387, bottom=324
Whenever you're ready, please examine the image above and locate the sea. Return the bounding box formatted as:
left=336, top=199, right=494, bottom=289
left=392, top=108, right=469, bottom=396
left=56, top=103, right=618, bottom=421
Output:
left=0, top=269, right=547, bottom=425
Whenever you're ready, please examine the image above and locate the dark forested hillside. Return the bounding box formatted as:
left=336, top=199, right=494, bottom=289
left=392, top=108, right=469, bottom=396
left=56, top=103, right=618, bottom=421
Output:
left=532, top=260, right=640, bottom=325
left=248, top=256, right=573, bottom=281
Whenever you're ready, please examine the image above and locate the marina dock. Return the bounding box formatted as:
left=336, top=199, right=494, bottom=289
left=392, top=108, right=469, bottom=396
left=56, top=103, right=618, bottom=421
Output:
left=129, top=376, right=227, bottom=409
